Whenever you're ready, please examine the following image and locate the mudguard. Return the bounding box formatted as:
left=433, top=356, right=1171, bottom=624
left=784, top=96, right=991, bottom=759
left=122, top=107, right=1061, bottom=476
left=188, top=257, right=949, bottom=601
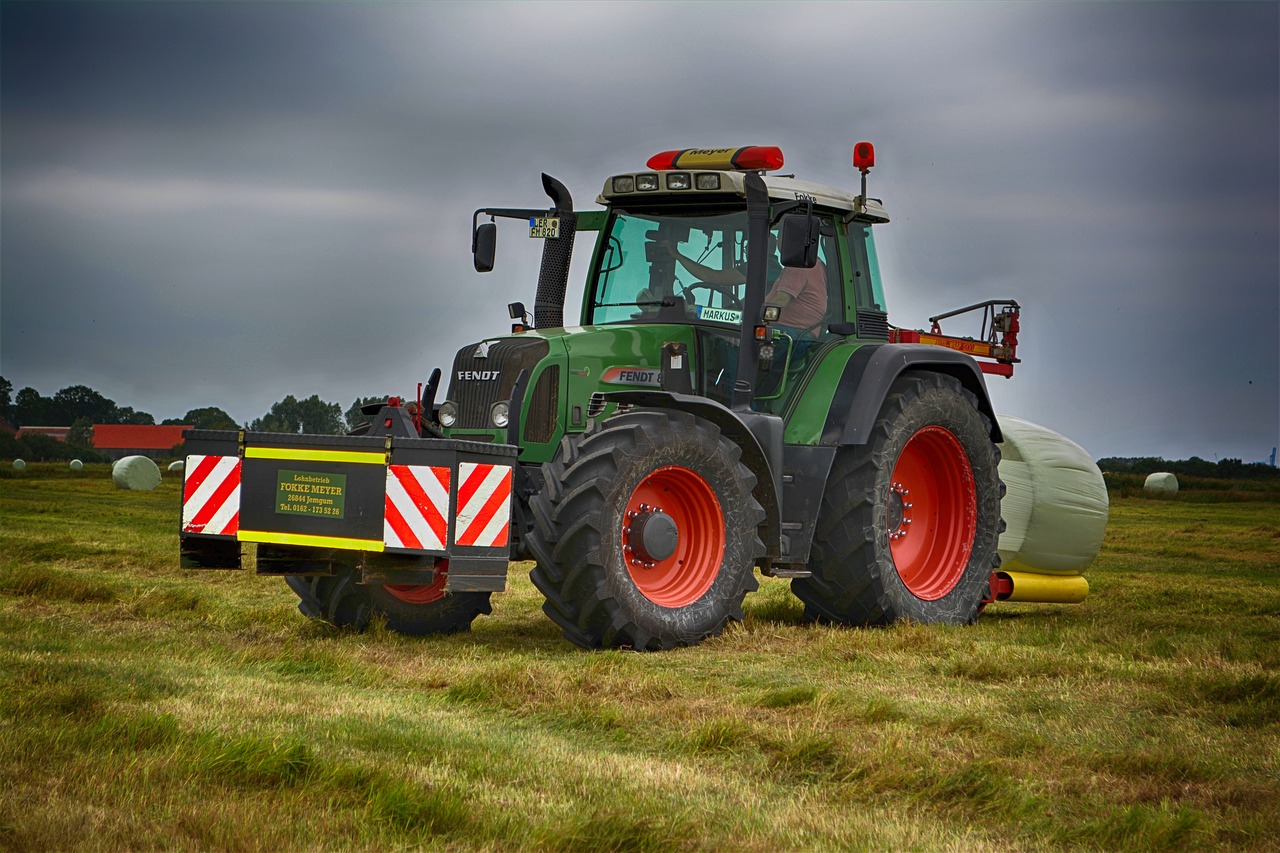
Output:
left=822, top=343, right=1003, bottom=445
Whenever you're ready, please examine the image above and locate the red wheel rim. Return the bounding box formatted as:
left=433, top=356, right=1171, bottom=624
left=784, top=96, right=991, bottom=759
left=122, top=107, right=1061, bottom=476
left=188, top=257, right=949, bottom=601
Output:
left=887, top=427, right=976, bottom=600
left=385, top=559, right=448, bottom=605
left=622, top=466, right=725, bottom=607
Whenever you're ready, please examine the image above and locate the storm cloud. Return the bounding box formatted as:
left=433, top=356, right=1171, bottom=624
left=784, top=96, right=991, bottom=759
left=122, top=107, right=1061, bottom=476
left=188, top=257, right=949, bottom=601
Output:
left=2, top=1, right=1276, bottom=461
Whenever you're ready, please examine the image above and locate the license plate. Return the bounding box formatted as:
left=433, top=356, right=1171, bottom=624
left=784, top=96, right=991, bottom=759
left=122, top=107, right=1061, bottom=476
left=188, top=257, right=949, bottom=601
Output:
left=528, top=217, right=560, bottom=239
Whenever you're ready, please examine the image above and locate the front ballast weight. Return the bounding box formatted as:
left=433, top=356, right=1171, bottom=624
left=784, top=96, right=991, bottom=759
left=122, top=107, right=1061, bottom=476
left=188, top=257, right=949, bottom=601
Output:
left=179, top=421, right=517, bottom=633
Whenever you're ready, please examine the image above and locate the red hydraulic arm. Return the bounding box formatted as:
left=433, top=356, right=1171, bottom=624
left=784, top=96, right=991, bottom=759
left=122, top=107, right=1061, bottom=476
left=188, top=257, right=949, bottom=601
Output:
left=889, top=300, right=1021, bottom=378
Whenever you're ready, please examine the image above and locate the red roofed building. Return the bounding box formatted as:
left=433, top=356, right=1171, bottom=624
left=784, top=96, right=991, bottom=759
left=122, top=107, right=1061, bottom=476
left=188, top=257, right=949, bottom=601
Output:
left=92, top=424, right=190, bottom=460
left=16, top=426, right=72, bottom=441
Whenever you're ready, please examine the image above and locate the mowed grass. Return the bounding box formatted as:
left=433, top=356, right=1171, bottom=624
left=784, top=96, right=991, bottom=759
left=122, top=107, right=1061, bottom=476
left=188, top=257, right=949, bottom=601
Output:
left=1, top=464, right=1278, bottom=851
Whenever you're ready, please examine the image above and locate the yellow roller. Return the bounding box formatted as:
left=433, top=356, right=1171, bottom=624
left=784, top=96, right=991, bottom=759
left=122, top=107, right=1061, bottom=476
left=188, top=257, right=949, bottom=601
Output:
left=994, top=571, right=1089, bottom=604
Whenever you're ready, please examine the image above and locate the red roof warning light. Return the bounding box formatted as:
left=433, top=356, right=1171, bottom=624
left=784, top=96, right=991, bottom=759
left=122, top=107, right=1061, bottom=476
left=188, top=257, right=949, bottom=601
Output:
left=647, top=146, right=785, bottom=172
left=853, top=141, right=875, bottom=172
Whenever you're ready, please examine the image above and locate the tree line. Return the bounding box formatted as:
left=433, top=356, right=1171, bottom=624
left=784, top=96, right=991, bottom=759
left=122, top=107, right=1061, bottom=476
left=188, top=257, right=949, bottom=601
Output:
left=1, top=377, right=398, bottom=460
left=1097, top=456, right=1279, bottom=481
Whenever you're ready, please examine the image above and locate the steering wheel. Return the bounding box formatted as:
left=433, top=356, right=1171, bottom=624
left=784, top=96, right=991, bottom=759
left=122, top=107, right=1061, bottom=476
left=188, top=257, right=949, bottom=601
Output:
left=681, top=281, right=743, bottom=311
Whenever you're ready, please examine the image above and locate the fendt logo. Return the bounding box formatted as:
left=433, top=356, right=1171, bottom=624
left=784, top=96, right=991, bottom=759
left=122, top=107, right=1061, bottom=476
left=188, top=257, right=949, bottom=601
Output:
left=458, top=370, right=500, bottom=381
left=601, top=366, right=661, bottom=387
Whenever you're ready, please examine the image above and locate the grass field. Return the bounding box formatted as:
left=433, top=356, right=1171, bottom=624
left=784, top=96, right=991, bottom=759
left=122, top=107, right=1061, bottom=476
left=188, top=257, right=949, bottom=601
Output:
left=2, top=464, right=1278, bottom=851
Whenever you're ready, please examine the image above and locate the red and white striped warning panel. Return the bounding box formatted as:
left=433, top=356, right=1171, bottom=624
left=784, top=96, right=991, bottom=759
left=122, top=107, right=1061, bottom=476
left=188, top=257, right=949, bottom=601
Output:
left=384, top=464, right=451, bottom=551
left=182, top=455, right=241, bottom=537
left=456, top=462, right=513, bottom=548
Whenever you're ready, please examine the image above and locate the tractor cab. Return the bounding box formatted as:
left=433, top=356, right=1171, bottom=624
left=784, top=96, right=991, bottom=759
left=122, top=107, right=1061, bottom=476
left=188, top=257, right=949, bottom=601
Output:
left=583, top=148, right=892, bottom=409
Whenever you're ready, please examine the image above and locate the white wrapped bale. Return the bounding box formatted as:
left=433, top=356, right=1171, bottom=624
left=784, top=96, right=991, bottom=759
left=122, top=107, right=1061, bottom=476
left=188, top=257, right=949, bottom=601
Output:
left=996, top=416, right=1109, bottom=575
left=112, top=455, right=162, bottom=491
left=70, top=459, right=84, bottom=471
left=1144, top=472, right=1179, bottom=494
left=12, top=459, right=25, bottom=471
left=167, top=460, right=185, bottom=473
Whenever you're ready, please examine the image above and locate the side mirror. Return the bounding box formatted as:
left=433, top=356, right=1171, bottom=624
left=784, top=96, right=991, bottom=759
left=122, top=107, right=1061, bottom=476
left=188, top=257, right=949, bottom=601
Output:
left=778, top=212, right=819, bottom=269
left=473, top=222, right=497, bottom=273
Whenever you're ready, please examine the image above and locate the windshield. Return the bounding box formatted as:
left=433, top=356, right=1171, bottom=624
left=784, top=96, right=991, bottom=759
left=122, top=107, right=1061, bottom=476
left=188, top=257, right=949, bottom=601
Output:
left=588, top=210, right=751, bottom=326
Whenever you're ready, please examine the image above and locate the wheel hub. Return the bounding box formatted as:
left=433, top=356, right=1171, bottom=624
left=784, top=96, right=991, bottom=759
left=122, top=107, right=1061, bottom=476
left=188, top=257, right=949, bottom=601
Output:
left=620, top=465, right=726, bottom=607
left=886, top=482, right=913, bottom=541
left=625, top=505, right=679, bottom=565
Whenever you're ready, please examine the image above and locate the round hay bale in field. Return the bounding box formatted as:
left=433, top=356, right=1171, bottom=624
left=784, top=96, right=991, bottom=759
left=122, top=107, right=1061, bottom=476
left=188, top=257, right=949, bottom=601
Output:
left=12, top=459, right=26, bottom=471
left=112, top=455, right=161, bottom=491
left=996, top=415, right=1109, bottom=575
left=167, top=460, right=185, bottom=473
left=1144, top=472, right=1179, bottom=494
left=70, top=459, right=84, bottom=471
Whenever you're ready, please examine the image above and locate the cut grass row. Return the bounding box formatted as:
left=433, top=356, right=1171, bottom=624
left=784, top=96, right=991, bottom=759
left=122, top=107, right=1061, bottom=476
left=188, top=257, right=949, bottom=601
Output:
left=1, top=465, right=1277, bottom=850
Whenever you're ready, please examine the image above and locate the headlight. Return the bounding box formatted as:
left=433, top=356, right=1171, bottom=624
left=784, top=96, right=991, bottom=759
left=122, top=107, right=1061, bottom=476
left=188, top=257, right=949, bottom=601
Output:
left=635, top=173, right=659, bottom=191
left=695, top=173, right=721, bottom=190
left=490, top=401, right=509, bottom=429
left=612, top=176, right=635, bottom=193
left=665, top=172, right=691, bottom=190
left=438, top=401, right=458, bottom=427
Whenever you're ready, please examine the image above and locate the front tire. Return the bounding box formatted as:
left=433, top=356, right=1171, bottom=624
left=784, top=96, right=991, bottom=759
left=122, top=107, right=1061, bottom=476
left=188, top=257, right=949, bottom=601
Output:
left=286, top=562, right=492, bottom=636
left=527, top=410, right=765, bottom=650
left=791, top=371, right=1002, bottom=626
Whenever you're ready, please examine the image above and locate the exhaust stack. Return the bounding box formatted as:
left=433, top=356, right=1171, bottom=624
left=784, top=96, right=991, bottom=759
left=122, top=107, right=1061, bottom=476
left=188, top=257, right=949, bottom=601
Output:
left=533, top=174, right=575, bottom=329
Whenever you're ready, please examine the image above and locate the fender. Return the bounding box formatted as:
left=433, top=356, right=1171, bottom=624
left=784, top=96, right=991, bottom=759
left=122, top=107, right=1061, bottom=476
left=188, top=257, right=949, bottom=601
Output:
left=600, top=390, right=784, bottom=560
left=823, top=344, right=1003, bottom=445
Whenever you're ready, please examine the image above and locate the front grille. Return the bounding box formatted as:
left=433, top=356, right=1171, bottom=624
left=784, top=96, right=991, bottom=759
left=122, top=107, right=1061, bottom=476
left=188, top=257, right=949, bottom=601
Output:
left=523, top=366, right=559, bottom=444
left=446, top=338, right=550, bottom=431
left=856, top=309, right=890, bottom=340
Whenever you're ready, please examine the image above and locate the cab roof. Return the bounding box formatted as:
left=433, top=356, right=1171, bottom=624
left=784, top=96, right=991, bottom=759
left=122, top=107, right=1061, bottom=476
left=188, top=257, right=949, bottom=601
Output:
left=597, top=170, right=890, bottom=223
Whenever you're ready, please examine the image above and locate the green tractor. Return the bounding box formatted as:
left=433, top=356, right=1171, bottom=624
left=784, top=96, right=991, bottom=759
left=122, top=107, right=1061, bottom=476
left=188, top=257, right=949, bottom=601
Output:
left=438, top=143, right=1015, bottom=649
left=180, top=143, right=1029, bottom=650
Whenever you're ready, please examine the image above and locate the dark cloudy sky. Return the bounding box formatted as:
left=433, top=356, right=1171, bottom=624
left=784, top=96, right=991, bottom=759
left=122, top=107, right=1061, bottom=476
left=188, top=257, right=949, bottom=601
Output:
left=2, top=1, right=1277, bottom=462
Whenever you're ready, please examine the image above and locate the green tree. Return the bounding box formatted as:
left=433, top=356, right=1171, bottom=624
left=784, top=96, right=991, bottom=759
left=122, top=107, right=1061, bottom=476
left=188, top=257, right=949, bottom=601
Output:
left=169, top=406, right=238, bottom=430
left=67, top=418, right=95, bottom=448
left=14, top=387, right=65, bottom=426
left=113, top=407, right=156, bottom=425
left=0, top=376, right=13, bottom=423
left=17, top=432, right=80, bottom=462
left=52, top=385, right=118, bottom=424
left=251, top=395, right=342, bottom=435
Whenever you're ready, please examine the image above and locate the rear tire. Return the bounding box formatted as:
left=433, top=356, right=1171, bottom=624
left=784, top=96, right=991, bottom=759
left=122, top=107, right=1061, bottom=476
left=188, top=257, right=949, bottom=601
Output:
left=527, top=410, right=764, bottom=650
left=286, top=564, right=492, bottom=636
left=791, top=372, right=1001, bottom=626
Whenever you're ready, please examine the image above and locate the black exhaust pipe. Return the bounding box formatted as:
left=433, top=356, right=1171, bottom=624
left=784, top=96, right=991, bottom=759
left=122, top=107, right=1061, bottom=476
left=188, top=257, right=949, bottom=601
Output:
left=533, top=174, right=576, bottom=329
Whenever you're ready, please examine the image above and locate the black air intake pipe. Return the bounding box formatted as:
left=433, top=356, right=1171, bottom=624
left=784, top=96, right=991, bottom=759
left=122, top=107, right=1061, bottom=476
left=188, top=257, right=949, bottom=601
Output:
left=533, top=174, right=576, bottom=329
